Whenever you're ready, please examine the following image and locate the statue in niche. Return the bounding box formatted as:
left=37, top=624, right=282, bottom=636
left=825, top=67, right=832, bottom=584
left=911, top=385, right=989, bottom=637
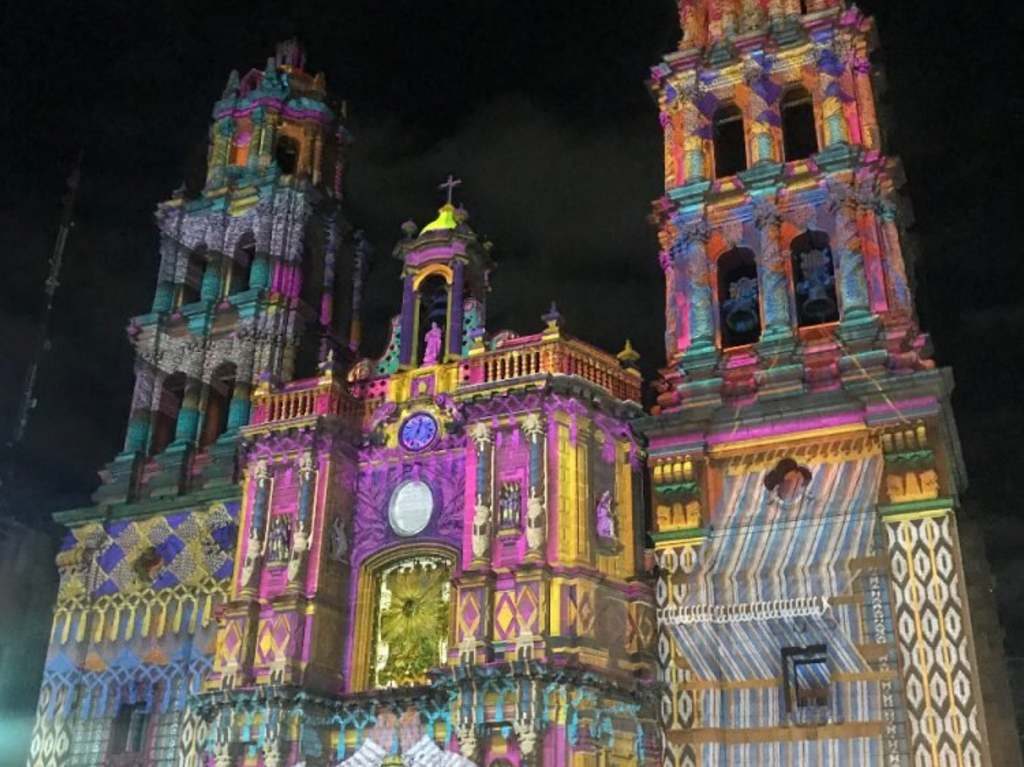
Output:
left=595, top=490, right=616, bottom=540
left=328, top=515, right=348, bottom=562
left=498, top=482, right=522, bottom=529
left=472, top=495, right=492, bottom=561
left=267, top=516, right=292, bottom=564
left=422, top=322, right=443, bottom=365
left=764, top=458, right=812, bottom=504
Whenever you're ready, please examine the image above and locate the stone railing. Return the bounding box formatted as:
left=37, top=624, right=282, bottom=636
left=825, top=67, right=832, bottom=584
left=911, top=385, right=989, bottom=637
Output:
left=468, top=335, right=641, bottom=402
left=250, top=373, right=362, bottom=428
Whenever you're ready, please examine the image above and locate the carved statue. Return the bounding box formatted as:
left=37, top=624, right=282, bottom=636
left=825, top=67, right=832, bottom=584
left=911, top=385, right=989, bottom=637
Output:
left=268, top=516, right=291, bottom=563
left=525, top=495, right=546, bottom=553
left=240, top=525, right=262, bottom=587
left=422, top=321, right=443, bottom=365
left=595, top=489, right=616, bottom=540
left=328, top=515, right=348, bottom=562
left=472, top=498, right=492, bottom=561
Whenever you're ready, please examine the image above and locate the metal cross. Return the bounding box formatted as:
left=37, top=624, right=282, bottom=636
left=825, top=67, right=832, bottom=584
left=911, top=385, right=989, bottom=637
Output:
left=438, top=174, right=462, bottom=205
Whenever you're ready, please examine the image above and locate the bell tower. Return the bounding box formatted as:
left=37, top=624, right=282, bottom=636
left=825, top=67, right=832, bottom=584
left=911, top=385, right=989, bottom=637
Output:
left=643, top=3, right=1016, bottom=766
left=98, top=40, right=360, bottom=504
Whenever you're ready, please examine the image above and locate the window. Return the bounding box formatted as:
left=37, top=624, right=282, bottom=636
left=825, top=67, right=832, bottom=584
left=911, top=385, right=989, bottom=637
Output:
left=200, top=363, right=236, bottom=447
left=227, top=238, right=254, bottom=295
left=782, top=645, right=830, bottom=720
left=275, top=135, right=299, bottom=175
left=791, top=230, right=838, bottom=326
left=498, top=481, right=522, bottom=530
left=370, top=554, right=453, bottom=688
left=781, top=87, right=818, bottom=161
left=176, top=250, right=205, bottom=306
left=110, top=702, right=149, bottom=755
left=717, top=248, right=760, bottom=347
left=713, top=105, right=747, bottom=178
left=150, top=372, right=186, bottom=455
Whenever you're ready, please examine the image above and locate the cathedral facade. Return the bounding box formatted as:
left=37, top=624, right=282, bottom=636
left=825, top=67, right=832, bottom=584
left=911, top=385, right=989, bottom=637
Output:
left=25, top=3, right=1020, bottom=767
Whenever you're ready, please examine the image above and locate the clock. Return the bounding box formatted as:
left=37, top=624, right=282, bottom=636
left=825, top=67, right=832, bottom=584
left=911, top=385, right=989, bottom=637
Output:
left=388, top=480, right=434, bottom=537
left=399, top=412, right=439, bottom=451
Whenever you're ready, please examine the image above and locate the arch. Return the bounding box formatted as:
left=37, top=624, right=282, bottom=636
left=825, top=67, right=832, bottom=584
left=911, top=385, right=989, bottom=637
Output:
left=412, top=263, right=454, bottom=291
left=177, top=248, right=206, bottom=307
left=712, top=104, right=747, bottom=178
left=226, top=235, right=254, bottom=296
left=781, top=87, right=818, bottom=161
left=416, top=274, right=450, bottom=365
left=275, top=134, right=299, bottom=175
left=717, top=247, right=760, bottom=347
left=350, top=544, right=457, bottom=692
left=790, top=230, right=839, bottom=326
left=199, top=363, right=237, bottom=448
left=150, top=372, right=186, bottom=455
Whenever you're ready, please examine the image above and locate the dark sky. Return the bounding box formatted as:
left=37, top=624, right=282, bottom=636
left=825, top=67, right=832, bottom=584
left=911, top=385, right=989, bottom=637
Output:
left=2, top=0, right=1023, bottom=650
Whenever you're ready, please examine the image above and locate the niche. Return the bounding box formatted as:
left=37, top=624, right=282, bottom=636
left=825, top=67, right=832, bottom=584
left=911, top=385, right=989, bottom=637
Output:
left=150, top=372, right=186, bottom=455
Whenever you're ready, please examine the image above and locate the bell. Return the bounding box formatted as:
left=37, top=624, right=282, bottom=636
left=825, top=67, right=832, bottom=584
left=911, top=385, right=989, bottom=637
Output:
left=800, top=283, right=837, bottom=324
left=725, top=303, right=758, bottom=333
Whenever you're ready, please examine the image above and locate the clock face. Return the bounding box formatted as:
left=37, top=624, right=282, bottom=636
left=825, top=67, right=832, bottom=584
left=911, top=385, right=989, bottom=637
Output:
left=399, top=412, right=439, bottom=451
left=388, top=480, right=434, bottom=537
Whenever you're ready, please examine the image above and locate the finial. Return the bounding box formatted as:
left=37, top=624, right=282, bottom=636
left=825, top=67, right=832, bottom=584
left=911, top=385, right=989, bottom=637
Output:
left=542, top=302, right=562, bottom=338
left=438, top=173, right=462, bottom=205
left=400, top=220, right=418, bottom=239
left=223, top=69, right=240, bottom=99
left=318, top=348, right=339, bottom=381
left=617, top=339, right=640, bottom=369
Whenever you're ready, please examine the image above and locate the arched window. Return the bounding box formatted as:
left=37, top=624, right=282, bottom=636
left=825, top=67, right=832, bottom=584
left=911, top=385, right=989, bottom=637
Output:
left=791, top=230, right=839, bottom=326
left=781, top=87, right=818, bottom=161
left=417, top=274, right=449, bottom=365
left=369, top=553, right=454, bottom=688
left=713, top=104, right=747, bottom=178
left=200, top=363, right=236, bottom=448
left=293, top=323, right=324, bottom=380
left=300, top=242, right=324, bottom=311
left=717, top=247, right=760, bottom=347
left=150, top=372, right=186, bottom=455
left=177, top=250, right=205, bottom=306
left=275, top=135, right=299, bottom=175
left=227, top=238, right=254, bottom=296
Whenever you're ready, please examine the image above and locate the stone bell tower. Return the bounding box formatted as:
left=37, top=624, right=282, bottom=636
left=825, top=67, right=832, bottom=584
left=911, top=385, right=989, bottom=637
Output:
left=642, top=2, right=1019, bottom=766
left=97, top=39, right=361, bottom=504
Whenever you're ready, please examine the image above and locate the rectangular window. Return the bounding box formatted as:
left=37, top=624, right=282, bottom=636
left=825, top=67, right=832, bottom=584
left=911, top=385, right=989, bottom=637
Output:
left=782, top=644, right=830, bottom=719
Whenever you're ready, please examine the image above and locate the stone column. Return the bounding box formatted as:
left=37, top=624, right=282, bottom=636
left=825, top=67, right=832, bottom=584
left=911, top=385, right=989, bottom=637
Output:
left=200, top=255, right=222, bottom=302
left=398, top=273, right=417, bottom=367
left=828, top=184, right=871, bottom=322
left=448, top=261, right=465, bottom=358
left=469, top=422, right=494, bottom=566
left=878, top=201, right=912, bottom=317
left=817, top=47, right=850, bottom=147
left=173, top=346, right=205, bottom=446
left=152, top=238, right=178, bottom=312
left=240, top=459, right=271, bottom=593
left=124, top=363, right=155, bottom=453
left=288, top=451, right=316, bottom=584
left=207, top=118, right=233, bottom=185
left=681, top=90, right=707, bottom=184
left=753, top=199, right=793, bottom=341
left=853, top=57, right=880, bottom=150
left=522, top=413, right=547, bottom=560
left=680, top=219, right=715, bottom=357
left=248, top=109, right=265, bottom=171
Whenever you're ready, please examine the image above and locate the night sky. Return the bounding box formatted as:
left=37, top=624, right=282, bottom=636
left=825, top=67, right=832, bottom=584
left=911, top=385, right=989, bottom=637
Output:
left=2, top=0, right=1023, bottom=721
